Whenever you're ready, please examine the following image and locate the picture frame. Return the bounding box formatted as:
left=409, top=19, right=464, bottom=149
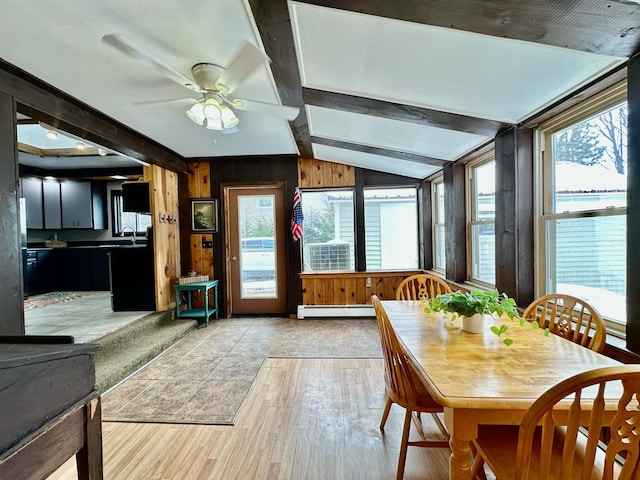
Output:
left=191, top=198, right=218, bottom=232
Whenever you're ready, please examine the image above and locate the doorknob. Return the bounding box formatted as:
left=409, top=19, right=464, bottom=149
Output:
left=231, top=256, right=237, bottom=261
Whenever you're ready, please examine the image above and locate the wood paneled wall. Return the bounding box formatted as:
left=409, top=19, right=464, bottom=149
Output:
left=186, top=161, right=213, bottom=281
left=298, top=158, right=355, bottom=187
left=144, top=165, right=180, bottom=312
left=301, top=271, right=423, bottom=305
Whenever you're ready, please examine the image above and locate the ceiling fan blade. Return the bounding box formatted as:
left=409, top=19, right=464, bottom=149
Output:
left=132, top=97, right=197, bottom=107
left=102, top=34, right=202, bottom=92
left=215, top=41, right=270, bottom=94
left=230, top=98, right=299, bottom=121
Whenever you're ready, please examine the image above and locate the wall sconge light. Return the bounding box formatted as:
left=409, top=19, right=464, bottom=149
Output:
left=98, top=148, right=107, bottom=156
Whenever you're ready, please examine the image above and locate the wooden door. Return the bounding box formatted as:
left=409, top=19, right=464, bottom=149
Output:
left=226, top=185, right=286, bottom=314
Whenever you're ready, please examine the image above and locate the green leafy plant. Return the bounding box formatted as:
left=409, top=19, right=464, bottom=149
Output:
left=424, top=289, right=548, bottom=346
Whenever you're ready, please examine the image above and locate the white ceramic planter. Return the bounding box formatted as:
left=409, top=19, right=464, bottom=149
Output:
left=462, top=313, right=485, bottom=334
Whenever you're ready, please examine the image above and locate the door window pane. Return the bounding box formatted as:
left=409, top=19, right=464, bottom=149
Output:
left=301, top=190, right=355, bottom=272
left=238, top=194, right=276, bottom=298
left=364, top=187, right=418, bottom=270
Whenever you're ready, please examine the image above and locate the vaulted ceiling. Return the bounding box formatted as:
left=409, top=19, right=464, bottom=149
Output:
left=1, top=1, right=638, bottom=178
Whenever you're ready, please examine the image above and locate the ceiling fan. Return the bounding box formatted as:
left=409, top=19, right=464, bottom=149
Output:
left=102, top=34, right=299, bottom=132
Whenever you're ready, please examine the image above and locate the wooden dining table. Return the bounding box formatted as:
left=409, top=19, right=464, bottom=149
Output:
left=380, top=299, right=622, bottom=480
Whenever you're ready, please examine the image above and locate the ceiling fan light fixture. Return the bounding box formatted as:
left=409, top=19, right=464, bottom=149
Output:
left=220, top=105, right=239, bottom=129
left=205, top=117, right=223, bottom=131
left=203, top=101, right=221, bottom=121
left=186, top=101, right=205, bottom=125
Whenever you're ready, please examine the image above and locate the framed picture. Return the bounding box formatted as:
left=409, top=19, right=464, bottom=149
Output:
left=191, top=198, right=218, bottom=232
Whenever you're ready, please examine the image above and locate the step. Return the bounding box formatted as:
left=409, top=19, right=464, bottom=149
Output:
left=92, top=311, right=197, bottom=392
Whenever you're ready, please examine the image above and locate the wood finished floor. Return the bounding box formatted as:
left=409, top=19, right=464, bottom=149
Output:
left=48, top=357, right=453, bottom=480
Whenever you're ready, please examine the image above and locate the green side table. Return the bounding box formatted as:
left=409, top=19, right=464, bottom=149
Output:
left=173, top=279, right=219, bottom=326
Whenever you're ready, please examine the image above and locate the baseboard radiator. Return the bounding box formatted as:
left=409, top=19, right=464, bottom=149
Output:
left=297, top=304, right=375, bottom=319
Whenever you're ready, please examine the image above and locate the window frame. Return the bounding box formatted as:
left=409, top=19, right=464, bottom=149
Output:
left=466, top=151, right=496, bottom=286
left=536, top=81, right=627, bottom=335
left=300, top=187, right=356, bottom=273
left=431, top=175, right=446, bottom=272
left=363, top=185, right=419, bottom=271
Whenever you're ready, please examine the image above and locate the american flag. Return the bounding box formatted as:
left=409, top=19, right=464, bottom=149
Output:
left=291, top=187, right=303, bottom=242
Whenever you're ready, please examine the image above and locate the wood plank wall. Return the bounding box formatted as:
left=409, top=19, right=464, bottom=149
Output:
left=186, top=161, right=214, bottom=280
left=143, top=165, right=180, bottom=311
left=301, top=271, right=423, bottom=305
left=298, top=158, right=354, bottom=187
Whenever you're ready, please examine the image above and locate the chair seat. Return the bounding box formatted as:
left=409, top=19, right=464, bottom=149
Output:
left=474, top=425, right=616, bottom=480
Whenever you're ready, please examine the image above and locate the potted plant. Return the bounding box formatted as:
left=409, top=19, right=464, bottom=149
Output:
left=424, top=289, right=546, bottom=346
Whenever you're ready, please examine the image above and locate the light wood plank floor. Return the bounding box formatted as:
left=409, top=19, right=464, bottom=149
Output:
left=48, top=358, right=453, bottom=480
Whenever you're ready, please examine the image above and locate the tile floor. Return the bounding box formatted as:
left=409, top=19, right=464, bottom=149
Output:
left=24, top=291, right=153, bottom=343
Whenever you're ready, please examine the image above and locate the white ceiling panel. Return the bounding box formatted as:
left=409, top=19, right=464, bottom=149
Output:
left=290, top=2, right=625, bottom=123
left=313, top=144, right=442, bottom=179
left=307, top=105, right=489, bottom=161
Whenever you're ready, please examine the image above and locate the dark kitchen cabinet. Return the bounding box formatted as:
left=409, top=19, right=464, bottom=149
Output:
left=24, top=249, right=54, bottom=295
left=21, top=176, right=43, bottom=229
left=43, top=180, right=62, bottom=229
left=53, top=249, right=91, bottom=291
left=20, top=177, right=107, bottom=230
left=90, top=249, right=110, bottom=290
left=60, top=181, right=106, bottom=229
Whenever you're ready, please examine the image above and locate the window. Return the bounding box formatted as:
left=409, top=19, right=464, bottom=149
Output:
left=432, top=177, right=446, bottom=271
left=539, top=83, right=627, bottom=328
left=468, top=154, right=495, bottom=285
left=301, top=189, right=355, bottom=272
left=364, top=187, right=418, bottom=270
left=111, top=190, right=152, bottom=237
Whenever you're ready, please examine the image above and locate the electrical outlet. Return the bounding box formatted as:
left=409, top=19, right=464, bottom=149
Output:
left=366, top=277, right=371, bottom=287
left=202, top=240, right=213, bottom=248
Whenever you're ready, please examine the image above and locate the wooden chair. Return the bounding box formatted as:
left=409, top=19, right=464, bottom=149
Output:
left=395, top=273, right=452, bottom=301
left=470, top=365, right=640, bottom=479
left=522, top=293, right=607, bottom=353
left=371, top=295, right=449, bottom=480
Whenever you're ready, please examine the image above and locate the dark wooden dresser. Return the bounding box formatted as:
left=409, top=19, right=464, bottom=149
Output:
left=0, top=338, right=103, bottom=479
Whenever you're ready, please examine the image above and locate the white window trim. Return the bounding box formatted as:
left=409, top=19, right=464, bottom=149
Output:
left=431, top=176, right=445, bottom=272
left=466, top=151, right=496, bottom=286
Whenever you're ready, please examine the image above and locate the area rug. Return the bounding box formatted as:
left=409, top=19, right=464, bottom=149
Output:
left=101, top=317, right=382, bottom=425
left=24, top=291, right=92, bottom=310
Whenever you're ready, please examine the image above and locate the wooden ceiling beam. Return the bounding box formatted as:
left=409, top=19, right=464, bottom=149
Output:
left=250, top=0, right=313, bottom=158
left=311, top=136, right=449, bottom=167
left=304, top=88, right=507, bottom=137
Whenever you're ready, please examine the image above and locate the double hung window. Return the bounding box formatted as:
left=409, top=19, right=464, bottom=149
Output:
left=432, top=178, right=446, bottom=271
left=468, top=155, right=496, bottom=285
left=538, top=83, right=627, bottom=328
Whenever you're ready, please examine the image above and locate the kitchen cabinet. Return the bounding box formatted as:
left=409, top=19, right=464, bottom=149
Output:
left=21, top=176, right=43, bottom=229
left=42, top=180, right=62, bottom=229
left=24, top=247, right=110, bottom=294
left=90, top=248, right=110, bottom=290
left=20, top=178, right=107, bottom=230
left=61, top=181, right=92, bottom=228
left=53, top=249, right=91, bottom=290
